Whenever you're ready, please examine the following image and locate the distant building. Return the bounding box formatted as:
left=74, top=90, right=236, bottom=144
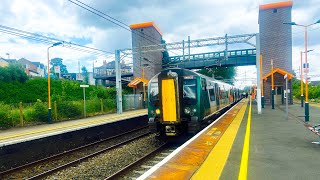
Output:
left=31, top=62, right=45, bottom=77
left=3, top=58, right=17, bottom=64
left=62, top=72, right=95, bottom=85
left=94, top=60, right=133, bottom=86
left=17, top=58, right=45, bottom=77
left=0, top=58, right=9, bottom=67
left=0, top=57, right=17, bottom=67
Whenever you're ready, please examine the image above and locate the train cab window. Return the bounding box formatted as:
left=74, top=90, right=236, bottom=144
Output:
left=149, top=81, right=159, bottom=103
left=209, top=89, right=215, bottom=101
left=183, top=79, right=197, bottom=104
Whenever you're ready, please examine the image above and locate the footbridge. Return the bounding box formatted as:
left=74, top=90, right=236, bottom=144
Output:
left=164, top=48, right=256, bottom=69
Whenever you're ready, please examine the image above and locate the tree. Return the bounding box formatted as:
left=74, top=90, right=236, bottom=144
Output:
left=197, top=66, right=236, bottom=85
left=0, top=64, right=28, bottom=83
left=81, top=66, right=89, bottom=83
left=50, top=58, right=68, bottom=74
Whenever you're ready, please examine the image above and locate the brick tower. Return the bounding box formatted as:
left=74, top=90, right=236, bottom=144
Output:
left=259, top=1, right=293, bottom=105
left=130, top=22, right=163, bottom=85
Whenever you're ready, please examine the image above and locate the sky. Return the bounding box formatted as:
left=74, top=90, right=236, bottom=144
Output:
left=0, top=0, right=319, bottom=88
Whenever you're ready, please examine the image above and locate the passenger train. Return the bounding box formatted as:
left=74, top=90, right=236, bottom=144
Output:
left=147, top=68, right=241, bottom=136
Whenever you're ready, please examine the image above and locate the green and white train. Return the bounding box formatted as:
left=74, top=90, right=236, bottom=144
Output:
left=148, top=68, right=241, bottom=136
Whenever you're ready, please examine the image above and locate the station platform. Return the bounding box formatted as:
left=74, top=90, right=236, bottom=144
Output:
left=138, top=99, right=320, bottom=179
left=0, top=109, right=147, bottom=147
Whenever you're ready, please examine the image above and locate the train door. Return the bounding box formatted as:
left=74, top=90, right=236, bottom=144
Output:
left=161, top=78, right=178, bottom=122
left=214, top=83, right=220, bottom=109
left=208, top=83, right=217, bottom=113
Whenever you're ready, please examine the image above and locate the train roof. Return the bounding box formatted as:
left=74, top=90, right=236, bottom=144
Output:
left=164, top=68, right=234, bottom=88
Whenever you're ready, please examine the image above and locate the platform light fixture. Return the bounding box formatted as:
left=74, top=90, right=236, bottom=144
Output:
left=284, top=19, right=320, bottom=122
left=47, top=41, right=64, bottom=124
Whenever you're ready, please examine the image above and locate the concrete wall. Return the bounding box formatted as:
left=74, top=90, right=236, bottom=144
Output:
left=259, top=5, right=293, bottom=104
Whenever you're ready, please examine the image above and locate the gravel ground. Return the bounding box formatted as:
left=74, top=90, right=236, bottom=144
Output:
left=45, top=134, right=164, bottom=179
left=121, top=146, right=177, bottom=179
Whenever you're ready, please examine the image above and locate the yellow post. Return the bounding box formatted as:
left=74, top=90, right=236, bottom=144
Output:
left=271, top=59, right=275, bottom=109
left=19, top=102, right=23, bottom=126
left=142, top=67, right=146, bottom=108
left=260, top=55, right=263, bottom=96
left=54, top=101, right=57, bottom=121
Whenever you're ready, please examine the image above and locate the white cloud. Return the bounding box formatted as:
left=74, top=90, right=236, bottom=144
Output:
left=0, top=0, right=319, bottom=79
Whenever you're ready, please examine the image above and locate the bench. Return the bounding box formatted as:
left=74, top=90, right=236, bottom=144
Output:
left=304, top=124, right=320, bottom=144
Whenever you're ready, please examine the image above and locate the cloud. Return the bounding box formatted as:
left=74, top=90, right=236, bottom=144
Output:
left=0, top=0, right=319, bottom=81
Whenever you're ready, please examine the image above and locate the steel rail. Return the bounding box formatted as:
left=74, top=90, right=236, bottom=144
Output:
left=105, top=143, right=168, bottom=180
left=26, top=131, right=151, bottom=180
left=0, top=125, right=149, bottom=178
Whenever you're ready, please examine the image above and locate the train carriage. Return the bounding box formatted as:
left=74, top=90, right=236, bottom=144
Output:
left=148, top=68, right=240, bottom=136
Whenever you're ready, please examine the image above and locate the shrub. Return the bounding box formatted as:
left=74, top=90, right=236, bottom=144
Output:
left=31, top=99, right=47, bottom=122
left=103, top=99, right=116, bottom=112
left=57, top=101, right=82, bottom=119
left=0, top=103, right=21, bottom=128
left=86, top=99, right=101, bottom=115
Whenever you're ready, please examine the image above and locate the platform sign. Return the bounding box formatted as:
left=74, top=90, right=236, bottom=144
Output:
left=80, top=84, right=89, bottom=118
left=54, top=66, right=60, bottom=74
left=303, top=63, right=309, bottom=73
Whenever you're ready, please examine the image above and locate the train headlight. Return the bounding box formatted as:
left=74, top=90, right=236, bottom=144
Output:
left=155, top=109, right=160, bottom=115
left=184, top=107, right=191, bottom=114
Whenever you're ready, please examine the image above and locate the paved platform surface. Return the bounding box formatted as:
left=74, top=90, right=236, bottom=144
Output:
left=221, top=101, right=320, bottom=180
left=139, top=99, right=320, bottom=180
left=0, top=109, right=147, bottom=147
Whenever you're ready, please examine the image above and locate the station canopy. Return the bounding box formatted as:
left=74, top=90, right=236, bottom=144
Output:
left=263, top=68, right=293, bottom=80
left=128, top=77, right=149, bottom=88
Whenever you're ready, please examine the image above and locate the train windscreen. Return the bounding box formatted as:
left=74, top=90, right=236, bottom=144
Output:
left=149, top=80, right=159, bottom=104
left=183, top=79, right=197, bottom=104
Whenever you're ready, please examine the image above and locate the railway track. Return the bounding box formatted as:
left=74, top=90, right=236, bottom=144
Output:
left=106, top=101, right=241, bottom=179
left=106, top=143, right=181, bottom=179
left=0, top=126, right=150, bottom=179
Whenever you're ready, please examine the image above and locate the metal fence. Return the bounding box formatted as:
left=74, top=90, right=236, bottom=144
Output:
left=123, top=94, right=143, bottom=111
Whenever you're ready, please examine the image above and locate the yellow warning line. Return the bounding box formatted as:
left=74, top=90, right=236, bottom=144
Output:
left=191, top=99, right=248, bottom=180
left=238, top=97, right=252, bottom=180
left=0, top=110, right=146, bottom=141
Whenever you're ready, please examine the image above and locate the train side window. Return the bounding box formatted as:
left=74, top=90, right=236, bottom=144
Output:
left=201, top=78, right=206, bottom=91
left=209, top=89, right=215, bottom=101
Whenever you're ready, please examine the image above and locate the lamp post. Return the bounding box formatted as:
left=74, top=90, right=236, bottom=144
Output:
left=284, top=20, right=320, bottom=122
left=47, top=42, right=63, bottom=124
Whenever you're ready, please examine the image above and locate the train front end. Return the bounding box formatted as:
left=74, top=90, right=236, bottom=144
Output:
left=148, top=69, right=199, bottom=136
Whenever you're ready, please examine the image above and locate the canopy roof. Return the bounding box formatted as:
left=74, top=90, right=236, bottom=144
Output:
left=263, top=68, right=293, bottom=80
left=128, top=77, right=149, bottom=88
